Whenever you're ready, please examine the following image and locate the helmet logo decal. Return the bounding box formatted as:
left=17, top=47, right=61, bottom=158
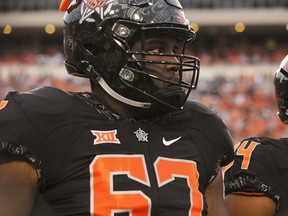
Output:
left=80, top=0, right=114, bottom=23
left=87, top=0, right=108, bottom=8
left=150, top=2, right=186, bottom=23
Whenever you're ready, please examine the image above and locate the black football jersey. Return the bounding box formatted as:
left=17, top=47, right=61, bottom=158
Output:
left=224, top=137, right=288, bottom=216
left=0, top=87, right=233, bottom=216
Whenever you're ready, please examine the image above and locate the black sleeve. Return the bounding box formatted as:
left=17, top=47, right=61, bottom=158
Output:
left=224, top=138, right=281, bottom=204
left=0, top=91, right=46, bottom=190
left=0, top=87, right=75, bottom=191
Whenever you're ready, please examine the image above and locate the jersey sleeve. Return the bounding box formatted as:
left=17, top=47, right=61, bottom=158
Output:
left=209, top=106, right=234, bottom=177
left=181, top=100, right=234, bottom=184
left=0, top=91, right=45, bottom=189
left=188, top=100, right=234, bottom=166
left=214, top=122, right=234, bottom=167
left=224, top=137, right=281, bottom=204
left=0, top=87, right=74, bottom=190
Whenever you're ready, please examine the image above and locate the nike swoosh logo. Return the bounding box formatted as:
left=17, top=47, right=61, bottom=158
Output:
left=162, top=136, right=181, bottom=146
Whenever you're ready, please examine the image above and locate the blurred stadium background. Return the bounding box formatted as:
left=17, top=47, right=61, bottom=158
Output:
left=0, top=0, right=288, bottom=143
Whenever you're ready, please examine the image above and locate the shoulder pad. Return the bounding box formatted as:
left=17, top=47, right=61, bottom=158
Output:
left=18, top=86, right=73, bottom=114
left=241, top=137, right=288, bottom=150
left=184, top=100, right=216, bottom=115
left=181, top=100, right=234, bottom=166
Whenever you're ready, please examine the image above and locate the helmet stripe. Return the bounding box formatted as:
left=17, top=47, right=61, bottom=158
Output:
left=59, top=0, right=71, bottom=11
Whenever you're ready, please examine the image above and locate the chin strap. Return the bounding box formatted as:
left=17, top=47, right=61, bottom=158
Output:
left=97, top=77, right=151, bottom=108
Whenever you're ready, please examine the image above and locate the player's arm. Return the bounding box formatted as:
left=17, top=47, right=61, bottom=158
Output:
left=225, top=193, right=276, bottom=216
left=224, top=138, right=277, bottom=216
left=0, top=161, right=38, bottom=216
left=204, top=171, right=229, bottom=216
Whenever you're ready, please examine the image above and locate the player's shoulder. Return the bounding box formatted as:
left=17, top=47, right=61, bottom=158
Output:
left=233, top=136, right=288, bottom=171
left=239, top=136, right=288, bottom=149
left=173, top=99, right=232, bottom=137
left=6, top=86, right=74, bottom=114
left=179, top=99, right=223, bottom=126
left=179, top=100, right=234, bottom=165
left=184, top=99, right=217, bottom=115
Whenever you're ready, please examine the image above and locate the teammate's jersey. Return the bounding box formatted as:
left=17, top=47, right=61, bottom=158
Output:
left=224, top=137, right=288, bottom=216
left=0, top=87, right=233, bottom=216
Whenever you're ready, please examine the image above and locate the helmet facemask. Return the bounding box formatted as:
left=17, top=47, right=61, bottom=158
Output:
left=117, top=24, right=200, bottom=112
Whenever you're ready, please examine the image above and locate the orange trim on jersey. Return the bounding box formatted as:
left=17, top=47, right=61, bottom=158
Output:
left=0, top=100, right=8, bottom=110
left=59, top=0, right=71, bottom=11
left=222, top=143, right=240, bottom=172
left=222, top=160, right=234, bottom=172
left=231, top=191, right=265, bottom=196
left=234, top=143, right=240, bottom=150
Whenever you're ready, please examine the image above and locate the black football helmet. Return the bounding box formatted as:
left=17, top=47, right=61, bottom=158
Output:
left=274, top=55, right=288, bottom=124
left=62, top=0, right=199, bottom=114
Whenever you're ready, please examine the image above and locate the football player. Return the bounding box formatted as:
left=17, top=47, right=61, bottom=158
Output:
left=224, top=54, right=288, bottom=216
left=0, top=0, right=234, bottom=215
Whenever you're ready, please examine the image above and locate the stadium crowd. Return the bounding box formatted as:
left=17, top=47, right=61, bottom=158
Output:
left=193, top=73, right=287, bottom=143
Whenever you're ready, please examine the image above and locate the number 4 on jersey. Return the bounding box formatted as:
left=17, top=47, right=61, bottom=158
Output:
left=235, top=140, right=260, bottom=170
